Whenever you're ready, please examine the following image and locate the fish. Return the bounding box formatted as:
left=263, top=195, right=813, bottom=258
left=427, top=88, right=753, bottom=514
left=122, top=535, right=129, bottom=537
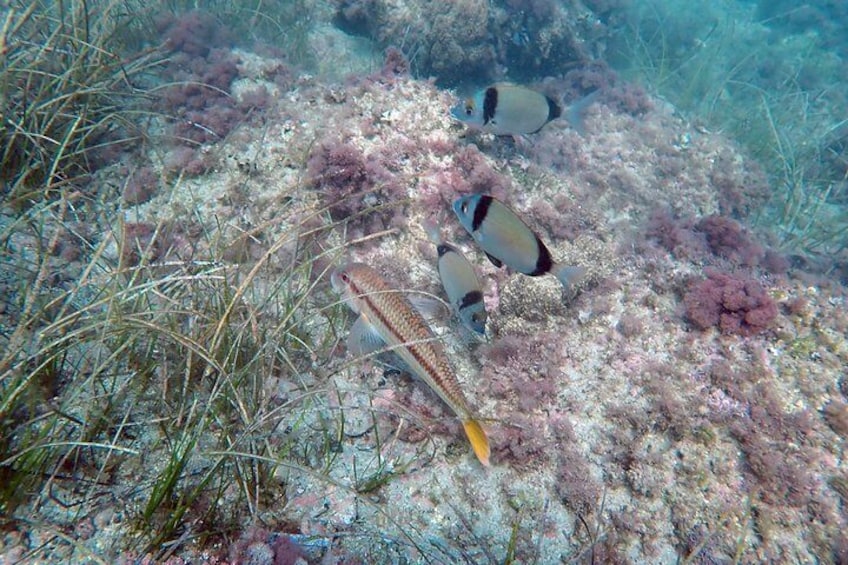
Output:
left=423, top=219, right=487, bottom=336
left=452, top=84, right=560, bottom=136
left=452, top=194, right=586, bottom=290
left=331, top=262, right=491, bottom=466
left=451, top=84, right=598, bottom=137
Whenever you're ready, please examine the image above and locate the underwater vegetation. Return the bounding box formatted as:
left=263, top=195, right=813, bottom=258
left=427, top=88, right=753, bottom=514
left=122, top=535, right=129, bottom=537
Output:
left=1, top=0, right=847, bottom=563
left=0, top=1, right=161, bottom=208
left=608, top=0, right=848, bottom=264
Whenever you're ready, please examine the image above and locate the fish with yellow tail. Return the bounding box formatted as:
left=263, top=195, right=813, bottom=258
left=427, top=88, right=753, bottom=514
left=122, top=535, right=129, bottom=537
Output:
left=331, top=262, right=491, bottom=466
left=452, top=194, right=586, bottom=291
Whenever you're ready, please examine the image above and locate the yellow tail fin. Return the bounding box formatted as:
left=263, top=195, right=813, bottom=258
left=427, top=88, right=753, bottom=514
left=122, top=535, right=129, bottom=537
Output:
left=462, top=419, right=491, bottom=467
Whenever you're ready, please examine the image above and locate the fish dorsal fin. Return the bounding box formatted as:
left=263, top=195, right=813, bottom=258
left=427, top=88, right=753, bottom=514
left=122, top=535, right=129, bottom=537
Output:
left=484, top=251, right=503, bottom=268
left=348, top=315, right=386, bottom=356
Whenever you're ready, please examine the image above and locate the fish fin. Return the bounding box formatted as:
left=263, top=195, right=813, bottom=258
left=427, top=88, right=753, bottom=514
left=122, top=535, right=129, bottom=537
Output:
left=484, top=252, right=503, bottom=268
left=409, top=295, right=451, bottom=322
left=553, top=264, right=587, bottom=291
left=462, top=419, right=491, bottom=467
left=566, top=90, right=599, bottom=137
left=348, top=315, right=385, bottom=357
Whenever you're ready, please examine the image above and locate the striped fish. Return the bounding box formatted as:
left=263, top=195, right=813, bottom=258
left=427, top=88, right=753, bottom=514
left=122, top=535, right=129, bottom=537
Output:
left=331, top=262, right=490, bottom=466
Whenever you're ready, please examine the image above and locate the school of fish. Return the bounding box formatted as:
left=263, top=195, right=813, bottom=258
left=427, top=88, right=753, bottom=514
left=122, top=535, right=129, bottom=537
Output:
left=332, top=83, right=593, bottom=466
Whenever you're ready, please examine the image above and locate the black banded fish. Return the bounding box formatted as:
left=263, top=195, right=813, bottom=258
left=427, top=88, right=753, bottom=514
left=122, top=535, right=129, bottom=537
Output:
left=423, top=220, right=487, bottom=336
left=451, top=84, right=598, bottom=137
left=452, top=194, right=586, bottom=290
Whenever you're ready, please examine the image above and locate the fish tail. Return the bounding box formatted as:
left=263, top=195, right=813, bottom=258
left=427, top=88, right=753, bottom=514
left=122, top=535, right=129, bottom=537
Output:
left=462, top=419, right=491, bottom=467
left=566, top=90, right=599, bottom=137
left=554, top=264, right=587, bottom=291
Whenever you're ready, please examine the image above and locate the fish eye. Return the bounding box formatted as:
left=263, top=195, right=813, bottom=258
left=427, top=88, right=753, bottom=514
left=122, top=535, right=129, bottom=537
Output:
left=339, top=272, right=350, bottom=283
left=461, top=202, right=468, bottom=214
left=464, top=100, right=474, bottom=115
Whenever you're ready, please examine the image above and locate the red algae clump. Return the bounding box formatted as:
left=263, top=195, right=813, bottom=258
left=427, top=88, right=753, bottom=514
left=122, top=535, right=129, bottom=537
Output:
left=683, top=269, right=778, bottom=335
